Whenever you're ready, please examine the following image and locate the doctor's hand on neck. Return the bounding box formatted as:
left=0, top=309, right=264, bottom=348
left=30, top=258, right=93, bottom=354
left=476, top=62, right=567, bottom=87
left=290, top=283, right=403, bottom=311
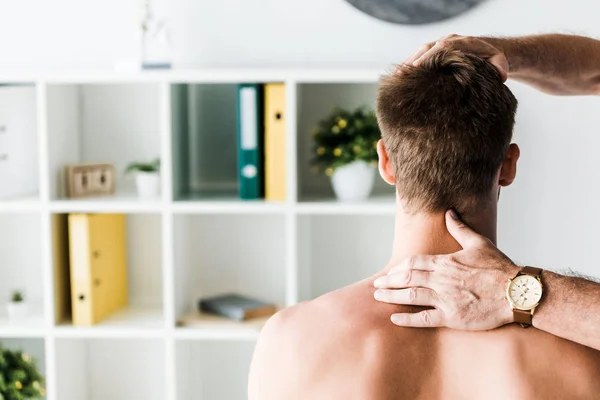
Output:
left=374, top=210, right=600, bottom=351
left=374, top=210, right=518, bottom=331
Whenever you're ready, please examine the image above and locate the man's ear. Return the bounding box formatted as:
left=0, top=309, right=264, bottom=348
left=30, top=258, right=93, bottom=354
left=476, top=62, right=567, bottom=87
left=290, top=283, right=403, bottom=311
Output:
left=377, top=139, right=396, bottom=185
left=499, top=143, right=520, bottom=187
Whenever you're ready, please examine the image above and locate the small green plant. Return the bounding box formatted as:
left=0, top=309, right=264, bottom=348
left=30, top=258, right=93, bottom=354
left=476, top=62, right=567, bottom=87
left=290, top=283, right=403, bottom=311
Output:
left=125, top=158, right=160, bottom=174
left=0, top=346, right=45, bottom=400
left=10, top=292, right=23, bottom=303
left=311, top=106, right=381, bottom=176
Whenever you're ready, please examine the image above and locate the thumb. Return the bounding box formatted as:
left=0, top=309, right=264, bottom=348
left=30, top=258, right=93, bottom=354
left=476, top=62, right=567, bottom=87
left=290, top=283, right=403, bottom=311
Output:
left=445, top=210, right=485, bottom=249
left=488, top=53, right=509, bottom=82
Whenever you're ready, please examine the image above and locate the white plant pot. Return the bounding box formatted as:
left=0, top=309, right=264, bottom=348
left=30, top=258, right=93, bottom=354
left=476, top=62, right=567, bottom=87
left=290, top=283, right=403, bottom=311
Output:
left=6, top=302, right=27, bottom=320
left=135, top=172, right=160, bottom=199
left=331, top=160, right=376, bottom=202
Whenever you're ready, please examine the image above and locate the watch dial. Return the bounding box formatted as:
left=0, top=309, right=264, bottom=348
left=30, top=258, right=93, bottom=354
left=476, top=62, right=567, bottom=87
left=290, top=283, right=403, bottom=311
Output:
left=509, top=275, right=542, bottom=309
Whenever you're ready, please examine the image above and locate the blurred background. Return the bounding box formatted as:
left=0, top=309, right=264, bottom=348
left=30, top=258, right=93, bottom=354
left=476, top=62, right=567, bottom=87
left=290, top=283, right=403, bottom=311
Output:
left=0, top=0, right=599, bottom=399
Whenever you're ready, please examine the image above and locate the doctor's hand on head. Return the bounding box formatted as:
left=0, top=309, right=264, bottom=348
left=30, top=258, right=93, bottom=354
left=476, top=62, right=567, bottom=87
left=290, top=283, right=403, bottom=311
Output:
left=404, top=34, right=509, bottom=82
left=373, top=210, right=519, bottom=331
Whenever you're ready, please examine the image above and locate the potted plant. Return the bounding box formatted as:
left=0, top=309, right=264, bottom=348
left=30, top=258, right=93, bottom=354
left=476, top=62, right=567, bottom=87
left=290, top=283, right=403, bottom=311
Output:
left=312, top=107, right=380, bottom=201
left=6, top=291, right=27, bottom=320
left=0, top=346, right=45, bottom=399
left=125, top=158, right=161, bottom=199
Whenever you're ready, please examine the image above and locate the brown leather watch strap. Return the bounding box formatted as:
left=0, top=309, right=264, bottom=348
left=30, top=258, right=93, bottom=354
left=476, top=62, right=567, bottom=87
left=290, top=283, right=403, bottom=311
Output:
left=513, top=309, right=533, bottom=328
left=521, top=266, right=542, bottom=276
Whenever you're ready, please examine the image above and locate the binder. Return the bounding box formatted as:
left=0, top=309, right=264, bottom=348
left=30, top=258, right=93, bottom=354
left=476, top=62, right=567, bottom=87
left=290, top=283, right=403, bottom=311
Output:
left=264, top=83, right=286, bottom=201
left=68, top=213, right=128, bottom=326
left=237, top=84, right=264, bottom=199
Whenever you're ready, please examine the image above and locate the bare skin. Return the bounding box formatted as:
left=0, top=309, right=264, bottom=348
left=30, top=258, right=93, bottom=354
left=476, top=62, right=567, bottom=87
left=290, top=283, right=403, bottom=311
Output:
left=249, top=219, right=600, bottom=400
left=379, top=34, right=600, bottom=352
left=248, top=142, right=600, bottom=399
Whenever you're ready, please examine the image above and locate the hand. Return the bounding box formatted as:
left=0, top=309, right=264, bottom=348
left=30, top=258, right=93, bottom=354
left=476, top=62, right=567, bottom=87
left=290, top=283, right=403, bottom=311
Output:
left=403, top=34, right=509, bottom=82
left=373, top=210, right=520, bottom=330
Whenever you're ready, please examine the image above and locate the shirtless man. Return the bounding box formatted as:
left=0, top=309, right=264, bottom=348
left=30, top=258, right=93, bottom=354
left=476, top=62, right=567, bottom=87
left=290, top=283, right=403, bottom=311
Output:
left=248, top=50, right=600, bottom=400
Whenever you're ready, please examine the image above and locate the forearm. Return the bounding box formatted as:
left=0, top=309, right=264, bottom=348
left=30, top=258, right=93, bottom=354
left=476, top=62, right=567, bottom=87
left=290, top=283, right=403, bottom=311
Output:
left=533, top=270, right=600, bottom=350
left=485, top=34, right=600, bottom=95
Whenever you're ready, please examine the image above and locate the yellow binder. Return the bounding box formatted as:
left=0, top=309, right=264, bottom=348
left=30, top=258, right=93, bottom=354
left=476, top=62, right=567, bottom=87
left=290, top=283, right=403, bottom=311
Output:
left=68, top=213, right=128, bottom=326
left=264, top=83, right=286, bottom=201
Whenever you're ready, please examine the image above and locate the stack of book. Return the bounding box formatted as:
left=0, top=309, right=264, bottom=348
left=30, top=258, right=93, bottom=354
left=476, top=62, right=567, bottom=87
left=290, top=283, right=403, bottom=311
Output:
left=236, top=83, right=286, bottom=201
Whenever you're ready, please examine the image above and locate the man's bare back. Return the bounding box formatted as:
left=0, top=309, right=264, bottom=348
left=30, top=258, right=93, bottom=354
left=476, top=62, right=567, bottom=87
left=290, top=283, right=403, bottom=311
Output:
left=249, top=275, right=600, bottom=400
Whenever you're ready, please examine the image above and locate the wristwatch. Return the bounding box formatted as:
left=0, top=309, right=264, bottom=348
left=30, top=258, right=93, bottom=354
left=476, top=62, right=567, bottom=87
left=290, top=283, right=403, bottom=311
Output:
left=506, top=266, right=544, bottom=328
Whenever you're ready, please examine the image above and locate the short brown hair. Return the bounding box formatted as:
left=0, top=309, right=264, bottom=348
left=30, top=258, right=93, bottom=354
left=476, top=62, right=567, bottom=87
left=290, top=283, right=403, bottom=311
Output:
left=376, top=49, right=518, bottom=214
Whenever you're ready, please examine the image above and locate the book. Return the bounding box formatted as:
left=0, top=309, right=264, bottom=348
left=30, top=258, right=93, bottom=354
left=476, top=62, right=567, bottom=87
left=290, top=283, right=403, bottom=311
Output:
left=68, top=213, right=128, bottom=326
left=264, top=83, right=287, bottom=201
left=198, top=293, right=276, bottom=322
left=237, top=84, right=265, bottom=199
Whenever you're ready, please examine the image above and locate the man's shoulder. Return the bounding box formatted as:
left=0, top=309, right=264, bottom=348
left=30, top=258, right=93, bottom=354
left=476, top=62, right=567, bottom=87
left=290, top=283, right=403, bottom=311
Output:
left=260, top=279, right=384, bottom=347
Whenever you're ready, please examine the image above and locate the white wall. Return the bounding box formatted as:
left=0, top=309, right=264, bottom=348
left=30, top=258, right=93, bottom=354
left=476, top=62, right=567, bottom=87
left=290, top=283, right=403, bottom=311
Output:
left=1, top=0, right=599, bottom=275
left=0, top=0, right=598, bottom=69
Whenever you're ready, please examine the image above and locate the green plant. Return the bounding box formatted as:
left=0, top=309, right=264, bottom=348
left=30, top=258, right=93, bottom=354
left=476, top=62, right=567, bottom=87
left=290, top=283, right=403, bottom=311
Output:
left=10, top=292, right=23, bottom=303
left=0, top=346, right=45, bottom=400
left=311, top=106, right=381, bottom=176
left=125, top=158, right=160, bottom=174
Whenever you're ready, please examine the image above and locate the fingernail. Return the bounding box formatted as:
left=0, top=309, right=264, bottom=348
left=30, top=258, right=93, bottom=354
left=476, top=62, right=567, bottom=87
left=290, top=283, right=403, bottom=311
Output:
left=448, top=209, right=458, bottom=220
left=391, top=314, right=402, bottom=324
left=412, top=58, right=421, bottom=66
left=374, top=277, right=384, bottom=288
left=374, top=289, right=384, bottom=300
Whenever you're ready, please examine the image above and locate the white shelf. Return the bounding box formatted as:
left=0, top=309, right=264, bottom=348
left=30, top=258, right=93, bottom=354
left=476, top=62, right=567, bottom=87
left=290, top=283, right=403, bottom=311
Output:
left=172, top=198, right=287, bottom=214
left=0, top=315, right=46, bottom=338
left=297, top=195, right=396, bottom=214
left=50, top=195, right=164, bottom=213
left=54, top=307, right=164, bottom=338
left=0, top=195, right=41, bottom=212
left=0, top=68, right=382, bottom=84
left=0, top=74, right=390, bottom=400
left=174, top=312, right=270, bottom=341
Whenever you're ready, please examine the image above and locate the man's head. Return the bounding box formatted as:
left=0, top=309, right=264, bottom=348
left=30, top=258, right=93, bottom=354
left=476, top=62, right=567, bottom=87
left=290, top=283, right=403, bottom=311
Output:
left=376, top=49, right=519, bottom=215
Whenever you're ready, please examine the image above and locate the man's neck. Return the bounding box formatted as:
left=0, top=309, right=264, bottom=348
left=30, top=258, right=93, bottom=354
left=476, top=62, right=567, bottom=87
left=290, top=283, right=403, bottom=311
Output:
left=384, top=201, right=498, bottom=273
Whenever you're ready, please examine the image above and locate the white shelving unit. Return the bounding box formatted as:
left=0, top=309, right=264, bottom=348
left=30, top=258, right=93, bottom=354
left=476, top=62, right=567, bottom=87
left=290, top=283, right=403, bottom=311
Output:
left=0, top=69, right=396, bottom=400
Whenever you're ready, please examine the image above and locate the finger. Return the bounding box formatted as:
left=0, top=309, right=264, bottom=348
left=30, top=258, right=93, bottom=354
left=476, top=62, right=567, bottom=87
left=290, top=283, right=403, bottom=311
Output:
left=437, top=38, right=508, bottom=81
left=488, top=53, right=509, bottom=82
left=439, top=37, right=497, bottom=57
left=390, top=310, right=444, bottom=328
left=374, top=269, right=431, bottom=289
left=413, top=41, right=447, bottom=66
left=405, top=42, right=435, bottom=66
left=445, top=210, right=487, bottom=249
left=386, top=255, right=436, bottom=277
left=374, top=288, right=438, bottom=307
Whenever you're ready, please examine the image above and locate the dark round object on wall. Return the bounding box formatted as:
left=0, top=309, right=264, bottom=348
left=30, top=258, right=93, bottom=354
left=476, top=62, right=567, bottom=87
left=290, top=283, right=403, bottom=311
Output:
left=346, top=0, right=488, bottom=25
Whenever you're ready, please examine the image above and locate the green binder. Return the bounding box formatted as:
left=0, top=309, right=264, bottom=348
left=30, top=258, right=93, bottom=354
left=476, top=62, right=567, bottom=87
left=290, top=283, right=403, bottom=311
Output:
left=237, top=84, right=265, bottom=199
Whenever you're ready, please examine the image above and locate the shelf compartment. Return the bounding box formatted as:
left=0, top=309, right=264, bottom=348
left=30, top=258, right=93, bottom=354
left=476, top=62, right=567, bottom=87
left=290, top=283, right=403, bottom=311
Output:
left=297, top=215, right=394, bottom=301
left=176, top=340, right=255, bottom=400
left=51, top=213, right=164, bottom=329
left=55, top=338, right=165, bottom=400
left=0, top=213, right=46, bottom=326
left=46, top=83, right=162, bottom=201
left=0, top=84, right=39, bottom=202
left=173, top=214, right=285, bottom=331
left=296, top=83, right=394, bottom=202
left=171, top=84, right=239, bottom=201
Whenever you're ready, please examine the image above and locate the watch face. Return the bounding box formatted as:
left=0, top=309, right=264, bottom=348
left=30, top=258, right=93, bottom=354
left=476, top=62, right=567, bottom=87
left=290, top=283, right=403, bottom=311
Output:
left=508, top=275, right=543, bottom=310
